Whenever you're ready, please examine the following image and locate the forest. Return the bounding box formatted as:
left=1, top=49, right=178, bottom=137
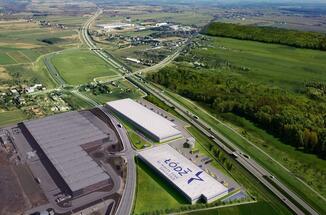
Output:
left=147, top=64, right=326, bottom=159
left=203, top=22, right=326, bottom=50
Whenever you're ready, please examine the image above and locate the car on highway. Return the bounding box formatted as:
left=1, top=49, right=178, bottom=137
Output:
left=243, top=154, right=251, bottom=159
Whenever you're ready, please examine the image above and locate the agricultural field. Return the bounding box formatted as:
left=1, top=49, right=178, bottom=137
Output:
left=98, top=9, right=215, bottom=27
left=38, top=15, right=89, bottom=27
left=216, top=13, right=326, bottom=33
left=0, top=110, right=27, bottom=127
left=51, top=49, right=119, bottom=85
left=0, top=20, right=80, bottom=66
left=193, top=36, right=326, bottom=91
left=0, top=25, right=78, bottom=47
left=4, top=61, right=56, bottom=88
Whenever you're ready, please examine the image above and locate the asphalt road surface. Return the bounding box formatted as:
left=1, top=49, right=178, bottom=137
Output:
left=128, top=76, right=319, bottom=215
left=99, top=107, right=136, bottom=215
left=82, top=9, right=320, bottom=215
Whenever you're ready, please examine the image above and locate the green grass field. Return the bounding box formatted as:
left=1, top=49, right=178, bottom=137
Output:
left=0, top=110, right=27, bottom=127
left=61, top=92, right=93, bottom=110
left=0, top=52, right=16, bottom=64
left=83, top=80, right=145, bottom=104
left=184, top=202, right=282, bottom=215
left=133, top=158, right=187, bottom=214
left=128, top=131, right=148, bottom=149
left=4, top=60, right=56, bottom=88
left=52, top=49, right=119, bottom=85
left=0, top=28, right=78, bottom=45
left=195, top=36, right=326, bottom=91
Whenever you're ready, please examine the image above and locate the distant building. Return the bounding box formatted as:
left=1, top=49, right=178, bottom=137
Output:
left=25, top=84, right=43, bottom=94
left=156, top=22, right=169, bottom=27
left=97, top=23, right=134, bottom=30
left=126, top=57, right=141, bottom=64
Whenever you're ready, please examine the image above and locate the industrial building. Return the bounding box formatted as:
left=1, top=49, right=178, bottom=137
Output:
left=107, top=98, right=182, bottom=142
left=97, top=23, right=134, bottom=30
left=19, top=111, right=111, bottom=197
left=138, top=144, right=228, bottom=204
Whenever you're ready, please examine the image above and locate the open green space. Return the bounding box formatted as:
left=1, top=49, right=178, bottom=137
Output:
left=62, top=91, right=93, bottom=110
left=184, top=202, right=283, bottom=215
left=4, top=60, right=56, bottom=88
left=0, top=28, right=78, bottom=45
left=0, top=110, right=27, bottom=127
left=0, top=52, right=16, bottom=65
left=133, top=158, right=187, bottom=214
left=51, top=49, right=119, bottom=85
left=125, top=11, right=214, bottom=26
left=43, top=15, right=88, bottom=26
left=83, top=80, right=145, bottom=104
left=128, top=131, right=148, bottom=149
left=192, top=36, right=326, bottom=91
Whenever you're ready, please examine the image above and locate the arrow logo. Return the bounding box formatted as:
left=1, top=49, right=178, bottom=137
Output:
left=187, top=171, right=204, bottom=184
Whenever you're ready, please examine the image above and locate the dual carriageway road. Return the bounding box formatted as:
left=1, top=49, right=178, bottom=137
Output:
left=78, top=8, right=321, bottom=215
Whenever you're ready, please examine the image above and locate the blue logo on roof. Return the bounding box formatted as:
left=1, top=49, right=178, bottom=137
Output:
left=187, top=171, right=204, bottom=184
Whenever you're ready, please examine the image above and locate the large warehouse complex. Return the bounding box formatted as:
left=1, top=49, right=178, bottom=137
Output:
left=19, top=111, right=111, bottom=196
left=107, top=98, right=182, bottom=142
left=138, top=144, right=228, bottom=204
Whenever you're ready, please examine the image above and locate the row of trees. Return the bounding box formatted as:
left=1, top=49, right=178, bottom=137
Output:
left=147, top=65, right=326, bottom=159
left=203, top=22, right=326, bottom=50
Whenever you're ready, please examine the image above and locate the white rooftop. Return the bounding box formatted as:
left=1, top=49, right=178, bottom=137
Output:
left=107, top=99, right=181, bottom=142
left=138, top=144, right=228, bottom=203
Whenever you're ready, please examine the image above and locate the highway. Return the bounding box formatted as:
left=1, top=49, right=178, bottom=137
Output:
left=128, top=76, right=319, bottom=215
left=43, top=52, right=101, bottom=107
left=81, top=11, right=137, bottom=215
left=82, top=8, right=320, bottom=215
left=43, top=53, right=66, bottom=87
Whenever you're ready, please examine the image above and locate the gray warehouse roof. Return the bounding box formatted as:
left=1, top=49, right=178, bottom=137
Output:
left=24, top=111, right=110, bottom=193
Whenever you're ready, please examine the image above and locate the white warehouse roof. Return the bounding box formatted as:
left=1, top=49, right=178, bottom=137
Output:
left=107, top=99, right=182, bottom=142
left=138, top=144, right=228, bottom=203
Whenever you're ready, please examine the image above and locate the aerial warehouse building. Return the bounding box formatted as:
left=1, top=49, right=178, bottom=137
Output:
left=138, top=144, right=228, bottom=204
left=107, top=98, right=182, bottom=142
left=19, top=111, right=111, bottom=197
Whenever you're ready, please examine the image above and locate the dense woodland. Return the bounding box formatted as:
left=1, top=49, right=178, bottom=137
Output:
left=147, top=65, right=326, bottom=159
left=203, top=22, right=326, bottom=50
